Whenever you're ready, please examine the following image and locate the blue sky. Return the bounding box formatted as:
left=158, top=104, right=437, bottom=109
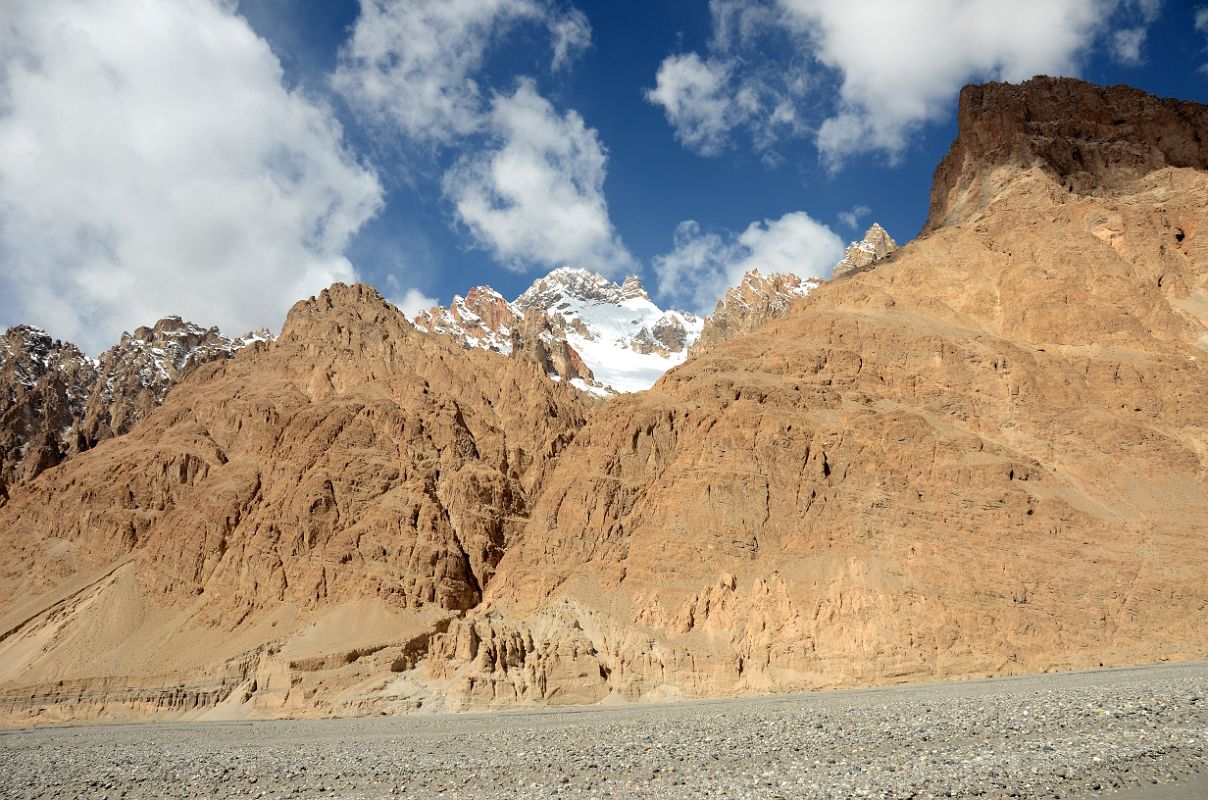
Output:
left=2, top=0, right=1207, bottom=351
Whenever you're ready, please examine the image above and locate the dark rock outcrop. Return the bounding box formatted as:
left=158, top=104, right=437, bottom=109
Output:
left=927, top=76, right=1208, bottom=232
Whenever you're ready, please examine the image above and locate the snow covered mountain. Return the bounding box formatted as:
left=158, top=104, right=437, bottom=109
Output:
left=413, top=225, right=897, bottom=396
left=414, top=268, right=702, bottom=394
left=0, top=318, right=272, bottom=494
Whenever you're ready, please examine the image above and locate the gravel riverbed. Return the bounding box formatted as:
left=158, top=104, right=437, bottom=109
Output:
left=2, top=661, right=1205, bottom=800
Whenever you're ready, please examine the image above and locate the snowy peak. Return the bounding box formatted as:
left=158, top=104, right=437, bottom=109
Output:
left=833, top=222, right=898, bottom=278
left=414, top=268, right=702, bottom=395
left=515, top=267, right=648, bottom=311
left=619, top=275, right=650, bottom=301
left=412, top=230, right=899, bottom=397
left=102, top=316, right=275, bottom=405
left=414, top=287, right=517, bottom=356
left=413, top=286, right=597, bottom=389
left=1, top=325, right=97, bottom=394
left=515, top=269, right=700, bottom=356
left=0, top=317, right=275, bottom=491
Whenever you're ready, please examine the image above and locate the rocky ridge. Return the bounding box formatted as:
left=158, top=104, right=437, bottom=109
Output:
left=692, top=271, right=821, bottom=356
left=0, top=326, right=98, bottom=497
left=0, top=76, right=1205, bottom=724
left=416, top=268, right=704, bottom=395
left=926, top=76, right=1208, bottom=233
left=418, top=245, right=903, bottom=394
left=691, top=226, right=897, bottom=355
left=0, top=284, right=589, bottom=722
left=414, top=286, right=596, bottom=390
left=0, top=318, right=271, bottom=500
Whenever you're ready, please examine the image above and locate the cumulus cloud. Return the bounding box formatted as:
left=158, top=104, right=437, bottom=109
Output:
left=442, top=79, right=635, bottom=276
left=393, top=288, right=440, bottom=319
left=838, top=205, right=871, bottom=230
left=646, top=38, right=807, bottom=157
left=645, top=54, right=745, bottom=155
left=651, top=1, right=1163, bottom=166
left=653, top=211, right=844, bottom=313
left=780, top=0, right=1121, bottom=165
left=333, top=0, right=591, bottom=144
left=0, top=0, right=382, bottom=353
left=645, top=0, right=809, bottom=157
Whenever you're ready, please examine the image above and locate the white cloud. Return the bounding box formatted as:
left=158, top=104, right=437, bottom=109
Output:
left=838, top=204, right=871, bottom=230
left=779, top=0, right=1116, bottom=164
left=0, top=0, right=382, bottom=353
left=394, top=288, right=440, bottom=319
left=645, top=53, right=744, bottom=156
left=550, top=8, right=591, bottom=70
left=333, top=0, right=591, bottom=144
left=652, top=1, right=1163, bottom=166
left=1111, top=27, right=1147, bottom=65
left=653, top=211, right=844, bottom=313
left=709, top=0, right=781, bottom=51
left=1133, top=0, right=1163, bottom=23
left=1197, top=5, right=1208, bottom=70
left=443, top=79, right=635, bottom=276
left=645, top=33, right=808, bottom=157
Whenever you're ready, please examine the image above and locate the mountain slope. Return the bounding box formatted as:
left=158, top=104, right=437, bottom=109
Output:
left=0, top=285, right=588, bottom=721
left=421, top=76, right=1208, bottom=704
left=0, top=77, right=1204, bottom=723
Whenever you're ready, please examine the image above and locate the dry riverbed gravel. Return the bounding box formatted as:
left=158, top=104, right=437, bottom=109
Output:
left=1, top=661, right=1205, bottom=800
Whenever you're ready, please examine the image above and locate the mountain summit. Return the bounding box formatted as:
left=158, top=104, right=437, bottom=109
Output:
left=415, top=267, right=703, bottom=394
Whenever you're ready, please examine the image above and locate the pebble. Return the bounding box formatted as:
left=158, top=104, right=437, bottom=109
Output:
left=0, top=662, right=1205, bottom=799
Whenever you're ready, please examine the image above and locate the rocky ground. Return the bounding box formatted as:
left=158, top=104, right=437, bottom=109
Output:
left=1, top=661, right=1205, bottom=800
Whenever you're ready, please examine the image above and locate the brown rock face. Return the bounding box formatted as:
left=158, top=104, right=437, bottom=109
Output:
left=1, top=77, right=1207, bottom=723
left=0, top=284, right=588, bottom=721
left=926, top=76, right=1208, bottom=232
left=74, top=317, right=271, bottom=451
left=427, top=77, right=1208, bottom=704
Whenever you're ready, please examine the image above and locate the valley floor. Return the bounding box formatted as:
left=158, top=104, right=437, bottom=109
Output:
left=1, top=661, right=1205, bottom=800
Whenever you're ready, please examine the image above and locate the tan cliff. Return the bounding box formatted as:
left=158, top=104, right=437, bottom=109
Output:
left=0, top=76, right=1206, bottom=723
left=0, top=285, right=588, bottom=720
